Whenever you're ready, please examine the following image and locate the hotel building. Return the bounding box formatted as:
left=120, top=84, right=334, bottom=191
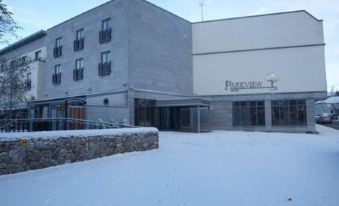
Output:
left=0, top=0, right=327, bottom=133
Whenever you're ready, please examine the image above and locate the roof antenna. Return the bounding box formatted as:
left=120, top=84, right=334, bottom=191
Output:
left=199, top=0, right=206, bottom=22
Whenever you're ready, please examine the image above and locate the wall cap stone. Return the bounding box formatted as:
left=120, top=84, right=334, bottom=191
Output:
left=0, top=127, right=159, bottom=141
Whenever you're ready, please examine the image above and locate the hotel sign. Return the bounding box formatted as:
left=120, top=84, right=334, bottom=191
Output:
left=225, top=74, right=279, bottom=92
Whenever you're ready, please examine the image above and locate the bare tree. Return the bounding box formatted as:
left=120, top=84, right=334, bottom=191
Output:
left=0, top=0, right=21, bottom=45
left=0, top=57, right=29, bottom=130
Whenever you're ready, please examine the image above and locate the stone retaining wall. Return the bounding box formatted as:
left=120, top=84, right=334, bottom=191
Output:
left=0, top=128, right=159, bottom=175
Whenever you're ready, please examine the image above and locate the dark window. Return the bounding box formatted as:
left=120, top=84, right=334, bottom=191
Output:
left=74, top=29, right=84, bottom=51
left=73, top=59, right=84, bottom=81
left=233, top=101, right=265, bottom=126
left=35, top=50, right=41, bottom=60
left=272, top=100, right=307, bottom=126
left=99, top=18, right=112, bottom=43
left=52, top=64, right=61, bottom=85
left=53, top=37, right=62, bottom=58
left=98, top=51, right=111, bottom=76
left=134, top=99, right=156, bottom=127
left=25, top=73, right=32, bottom=90
left=21, top=56, right=27, bottom=63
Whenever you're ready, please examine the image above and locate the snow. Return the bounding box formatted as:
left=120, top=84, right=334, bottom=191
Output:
left=1, top=125, right=339, bottom=206
left=316, top=96, right=339, bottom=104
left=0, top=127, right=158, bottom=141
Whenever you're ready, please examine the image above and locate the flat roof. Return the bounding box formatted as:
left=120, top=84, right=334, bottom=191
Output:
left=0, top=30, right=46, bottom=55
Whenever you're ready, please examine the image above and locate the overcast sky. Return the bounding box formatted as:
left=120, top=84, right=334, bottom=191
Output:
left=3, top=0, right=339, bottom=91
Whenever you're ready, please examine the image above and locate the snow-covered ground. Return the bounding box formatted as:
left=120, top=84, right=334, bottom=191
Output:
left=1, top=125, right=339, bottom=206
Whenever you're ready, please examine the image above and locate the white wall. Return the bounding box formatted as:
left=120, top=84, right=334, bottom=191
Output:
left=192, top=11, right=327, bottom=95
left=0, top=37, right=47, bottom=101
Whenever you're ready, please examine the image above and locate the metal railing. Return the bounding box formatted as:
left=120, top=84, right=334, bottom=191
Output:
left=0, top=118, right=136, bottom=133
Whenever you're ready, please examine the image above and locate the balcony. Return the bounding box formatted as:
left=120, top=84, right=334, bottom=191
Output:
left=52, top=73, right=61, bottom=85
left=73, top=68, right=84, bottom=81
left=99, top=29, right=112, bottom=43
left=98, top=62, right=111, bottom=76
left=74, top=38, right=84, bottom=51
left=53, top=46, right=62, bottom=58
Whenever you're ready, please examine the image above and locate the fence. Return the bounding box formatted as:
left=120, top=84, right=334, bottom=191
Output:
left=0, top=118, right=135, bottom=133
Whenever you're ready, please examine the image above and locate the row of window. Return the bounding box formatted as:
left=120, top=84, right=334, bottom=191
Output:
left=233, top=100, right=307, bottom=126
left=1, top=50, right=44, bottom=71
left=53, top=18, right=112, bottom=58
left=52, top=51, right=111, bottom=85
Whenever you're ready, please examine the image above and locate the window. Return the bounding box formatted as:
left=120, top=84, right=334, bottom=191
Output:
left=74, top=59, right=84, bottom=81
left=76, top=29, right=84, bottom=40
left=272, top=100, right=307, bottom=126
left=54, top=64, right=61, bottom=74
left=101, top=18, right=111, bottom=30
left=55, top=37, right=62, bottom=47
left=75, top=58, right=83, bottom=69
left=53, top=64, right=61, bottom=85
left=101, top=51, right=111, bottom=63
left=74, top=29, right=85, bottom=51
left=98, top=51, right=111, bottom=76
left=233, top=101, right=265, bottom=126
left=35, top=50, right=41, bottom=60
left=99, top=18, right=112, bottom=43
left=25, top=73, right=32, bottom=90
left=21, top=56, right=27, bottom=63
left=54, top=37, right=62, bottom=58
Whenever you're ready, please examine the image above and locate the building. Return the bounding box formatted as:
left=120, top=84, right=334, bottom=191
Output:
left=0, top=0, right=327, bottom=133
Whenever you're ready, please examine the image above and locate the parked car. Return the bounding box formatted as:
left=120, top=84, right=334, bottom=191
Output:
left=317, top=113, right=332, bottom=124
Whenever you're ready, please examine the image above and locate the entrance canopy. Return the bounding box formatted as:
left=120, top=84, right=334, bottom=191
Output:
left=156, top=97, right=210, bottom=133
left=156, top=97, right=210, bottom=108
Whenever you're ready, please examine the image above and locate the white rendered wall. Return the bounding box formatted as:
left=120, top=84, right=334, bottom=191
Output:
left=192, top=11, right=327, bottom=95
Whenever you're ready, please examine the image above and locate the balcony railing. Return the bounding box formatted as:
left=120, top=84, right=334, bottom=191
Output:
left=0, top=118, right=136, bottom=133
left=74, top=38, right=84, bottom=51
left=53, top=46, right=62, bottom=58
left=73, top=68, right=84, bottom=81
left=52, top=73, right=61, bottom=85
left=99, top=29, right=112, bottom=43
left=98, top=62, right=111, bottom=76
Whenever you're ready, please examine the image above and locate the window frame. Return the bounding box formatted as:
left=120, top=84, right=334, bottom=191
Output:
left=101, top=51, right=111, bottom=63
left=76, top=29, right=84, bottom=40
left=101, top=18, right=112, bottom=31
left=35, top=50, right=41, bottom=60
left=54, top=64, right=61, bottom=74
left=271, top=99, right=307, bottom=126
left=55, top=37, right=62, bottom=47
left=75, top=58, right=84, bottom=70
left=232, top=101, right=266, bottom=127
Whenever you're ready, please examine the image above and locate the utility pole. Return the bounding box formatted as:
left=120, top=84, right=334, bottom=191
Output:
left=199, top=0, right=206, bottom=22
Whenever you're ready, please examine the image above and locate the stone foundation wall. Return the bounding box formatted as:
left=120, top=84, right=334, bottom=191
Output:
left=0, top=128, right=159, bottom=175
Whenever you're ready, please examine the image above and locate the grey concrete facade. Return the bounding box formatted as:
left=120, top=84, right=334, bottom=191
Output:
left=43, top=0, right=192, bottom=101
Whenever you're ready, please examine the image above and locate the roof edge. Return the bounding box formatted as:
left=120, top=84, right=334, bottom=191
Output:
left=192, top=10, right=322, bottom=24
left=0, top=30, right=46, bottom=56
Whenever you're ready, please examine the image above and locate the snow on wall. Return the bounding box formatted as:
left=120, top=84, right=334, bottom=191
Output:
left=0, top=128, right=159, bottom=175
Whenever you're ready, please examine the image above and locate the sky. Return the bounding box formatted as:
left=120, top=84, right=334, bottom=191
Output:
left=2, top=0, right=339, bottom=91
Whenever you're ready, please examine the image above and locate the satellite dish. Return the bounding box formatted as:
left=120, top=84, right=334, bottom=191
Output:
left=265, top=73, right=279, bottom=82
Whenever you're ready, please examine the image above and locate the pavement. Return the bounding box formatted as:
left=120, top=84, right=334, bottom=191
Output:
left=319, top=120, right=339, bottom=130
